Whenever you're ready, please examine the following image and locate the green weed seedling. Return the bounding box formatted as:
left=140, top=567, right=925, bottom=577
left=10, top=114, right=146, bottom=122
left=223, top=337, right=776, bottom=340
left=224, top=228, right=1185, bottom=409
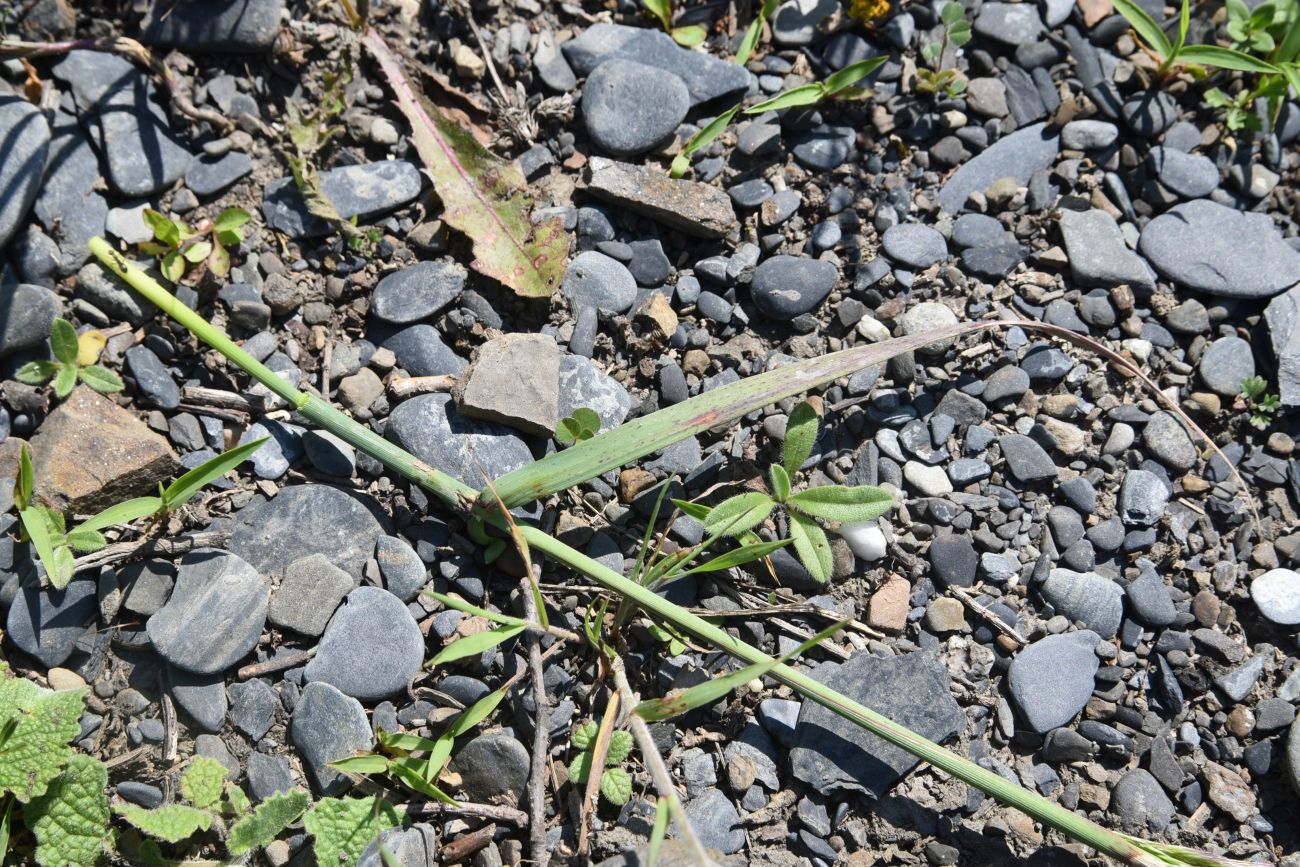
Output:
left=16, top=318, right=123, bottom=399
left=1217, top=0, right=1300, bottom=131
left=642, top=0, right=707, bottom=47
left=917, top=2, right=973, bottom=98
left=1236, top=376, right=1281, bottom=430
left=139, top=207, right=250, bottom=283
left=1112, top=0, right=1277, bottom=78
left=568, top=721, right=633, bottom=807
left=13, top=438, right=267, bottom=588
left=556, top=407, right=601, bottom=445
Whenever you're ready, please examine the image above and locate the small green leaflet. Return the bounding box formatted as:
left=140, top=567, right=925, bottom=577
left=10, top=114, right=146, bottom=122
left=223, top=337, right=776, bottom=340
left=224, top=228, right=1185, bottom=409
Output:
left=226, top=789, right=312, bottom=856
left=786, top=485, right=894, bottom=524
left=787, top=510, right=832, bottom=583
left=49, top=319, right=78, bottom=366
left=114, top=803, right=212, bottom=843
left=701, top=492, right=775, bottom=537
left=427, top=623, right=526, bottom=667
left=636, top=622, right=844, bottom=721
left=180, top=755, right=227, bottom=810
left=782, top=401, right=818, bottom=476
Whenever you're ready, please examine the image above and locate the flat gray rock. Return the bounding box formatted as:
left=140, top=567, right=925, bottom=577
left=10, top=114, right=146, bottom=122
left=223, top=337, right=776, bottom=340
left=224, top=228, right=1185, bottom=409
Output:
left=0, top=284, right=60, bottom=358
left=1198, top=335, right=1255, bottom=397
left=370, top=261, right=466, bottom=325
left=229, top=485, right=392, bottom=580
left=1007, top=630, right=1100, bottom=733
left=385, top=393, right=534, bottom=487
left=1139, top=199, right=1300, bottom=298
left=1040, top=569, right=1124, bottom=638
left=456, top=333, right=561, bottom=437
left=141, top=0, right=282, bottom=51
left=262, top=161, right=423, bottom=238
left=450, top=733, right=531, bottom=805
left=683, top=788, right=745, bottom=854
left=581, top=59, right=689, bottom=157
left=32, top=112, right=108, bottom=274
left=146, top=549, right=268, bottom=675
left=998, top=433, right=1057, bottom=483
left=6, top=580, right=98, bottom=668
left=1264, top=282, right=1300, bottom=406
left=291, top=681, right=373, bottom=795
left=376, top=536, right=427, bottom=602
left=1253, top=569, right=1300, bottom=626
left=1111, top=768, right=1175, bottom=833
left=381, top=323, right=467, bottom=377
left=1057, top=208, right=1156, bottom=290
left=268, top=553, right=355, bottom=636
left=560, top=251, right=638, bottom=316
left=169, top=668, right=227, bottom=733
left=304, top=587, right=424, bottom=701
left=939, top=123, right=1058, bottom=214
left=586, top=157, right=739, bottom=240
left=1149, top=146, right=1218, bottom=198
left=185, top=151, right=253, bottom=196
left=881, top=224, right=948, bottom=269
left=791, top=651, right=961, bottom=796
left=974, top=2, right=1044, bottom=45
left=561, top=24, right=750, bottom=107
left=0, top=97, right=51, bottom=249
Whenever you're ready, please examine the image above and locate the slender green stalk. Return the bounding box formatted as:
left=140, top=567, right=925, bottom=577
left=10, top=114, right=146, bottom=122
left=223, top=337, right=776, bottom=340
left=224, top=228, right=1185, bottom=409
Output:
left=88, top=237, right=1221, bottom=867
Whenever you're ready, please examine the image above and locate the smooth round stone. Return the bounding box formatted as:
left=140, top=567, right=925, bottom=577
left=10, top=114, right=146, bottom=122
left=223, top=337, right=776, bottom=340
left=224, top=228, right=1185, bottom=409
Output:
left=370, top=261, right=466, bottom=324
left=1252, top=569, right=1300, bottom=626
left=750, top=256, right=837, bottom=318
left=1007, top=630, right=1100, bottom=733
left=1141, top=411, right=1196, bottom=471
left=1121, top=91, right=1179, bottom=137
left=1198, top=335, right=1255, bottom=397
left=184, top=151, right=252, bottom=197
left=146, top=550, right=269, bottom=675
left=291, top=681, right=373, bottom=795
left=581, top=59, right=689, bottom=157
left=881, top=223, right=948, bottom=269
left=1060, top=119, right=1119, bottom=150
left=729, top=178, right=774, bottom=208
left=304, top=587, right=424, bottom=701
left=451, top=733, right=531, bottom=805
left=951, top=213, right=1006, bottom=248
left=0, top=97, right=51, bottom=250
left=973, top=2, right=1044, bottom=46
left=982, top=365, right=1030, bottom=403
left=125, top=345, right=181, bottom=410
left=560, top=251, right=638, bottom=316
left=6, top=580, right=98, bottom=668
left=898, top=301, right=959, bottom=354
left=0, top=284, right=60, bottom=358
left=904, top=460, right=953, bottom=497
left=840, top=521, right=888, bottom=561
left=1149, top=146, right=1218, bottom=198
left=1111, top=769, right=1175, bottom=833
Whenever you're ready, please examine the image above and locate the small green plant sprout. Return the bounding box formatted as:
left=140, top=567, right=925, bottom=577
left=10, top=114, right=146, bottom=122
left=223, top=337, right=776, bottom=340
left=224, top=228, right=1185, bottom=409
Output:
left=13, top=438, right=267, bottom=589
left=1204, top=85, right=1259, bottom=130
left=916, top=2, right=973, bottom=98
left=113, top=755, right=310, bottom=861
left=1236, top=376, right=1281, bottom=430
left=670, top=56, right=887, bottom=177
left=735, top=0, right=779, bottom=65
left=568, top=721, right=634, bottom=807
left=556, top=407, right=601, bottom=445
left=642, top=0, right=708, bottom=46
left=1226, top=0, right=1286, bottom=54
left=1111, top=0, right=1278, bottom=78
left=682, top=401, right=894, bottom=583
left=16, top=318, right=123, bottom=399
left=138, top=207, right=250, bottom=282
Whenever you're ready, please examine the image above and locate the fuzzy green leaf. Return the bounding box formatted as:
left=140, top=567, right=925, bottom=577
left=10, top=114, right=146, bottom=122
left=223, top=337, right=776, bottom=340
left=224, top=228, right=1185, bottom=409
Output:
left=16, top=360, right=60, bottom=386
left=77, top=365, right=124, bottom=394
left=782, top=401, right=819, bottom=476
left=568, top=750, right=595, bottom=785
left=225, top=785, right=252, bottom=816
left=226, top=789, right=311, bottom=857
left=328, top=754, right=392, bottom=774
left=600, top=766, right=633, bottom=806
left=572, top=721, right=597, bottom=751
left=769, top=464, right=791, bottom=502
left=53, top=365, right=78, bottom=399
left=49, top=319, right=79, bottom=367
left=1112, top=0, right=1173, bottom=57
left=701, top=492, right=775, bottom=537
left=788, top=511, right=832, bottom=583
left=114, top=803, right=212, bottom=843
left=427, top=623, right=525, bottom=667
left=787, top=485, right=894, bottom=524
left=670, top=24, right=708, bottom=46
left=213, top=208, right=251, bottom=234
left=163, top=437, right=267, bottom=511
left=605, top=730, right=633, bottom=764
left=27, top=753, right=109, bottom=867
left=181, top=756, right=228, bottom=810
left=304, top=796, right=403, bottom=867
left=63, top=527, right=106, bottom=554
left=0, top=667, right=83, bottom=803
left=0, top=798, right=11, bottom=862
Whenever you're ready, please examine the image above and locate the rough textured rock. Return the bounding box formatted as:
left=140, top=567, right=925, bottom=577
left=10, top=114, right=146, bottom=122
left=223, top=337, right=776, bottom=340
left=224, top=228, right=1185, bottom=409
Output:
left=454, top=333, right=561, bottom=436
left=304, top=587, right=425, bottom=701
left=229, top=485, right=392, bottom=580
left=291, top=681, right=373, bottom=795
left=586, top=157, right=739, bottom=239
left=146, top=550, right=269, bottom=675
left=28, top=387, right=180, bottom=513
left=262, top=162, right=423, bottom=238
left=1057, top=208, right=1156, bottom=290
left=1265, top=282, right=1300, bottom=406
left=791, top=652, right=962, bottom=796
left=267, top=554, right=355, bottom=636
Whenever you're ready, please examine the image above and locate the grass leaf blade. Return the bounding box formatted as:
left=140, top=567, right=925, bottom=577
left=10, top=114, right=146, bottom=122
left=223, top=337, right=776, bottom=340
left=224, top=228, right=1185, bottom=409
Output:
left=163, top=437, right=268, bottom=510
left=428, top=623, right=526, bottom=667
left=1112, top=0, right=1173, bottom=57
left=1178, top=44, right=1279, bottom=72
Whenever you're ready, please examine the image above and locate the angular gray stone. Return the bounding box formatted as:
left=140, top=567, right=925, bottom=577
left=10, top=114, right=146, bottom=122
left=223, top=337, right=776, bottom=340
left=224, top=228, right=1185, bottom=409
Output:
left=0, top=97, right=51, bottom=249
left=939, top=123, right=1059, bottom=213
left=751, top=256, right=838, bottom=318
left=386, top=393, right=533, bottom=487
left=168, top=668, right=227, bottom=733
left=291, top=681, right=373, bottom=795
left=33, top=111, right=108, bottom=275
left=146, top=549, right=269, bottom=674
left=1215, top=654, right=1266, bottom=703
left=376, top=536, right=426, bottom=602
left=304, top=587, right=424, bottom=701
left=451, top=733, right=531, bottom=805
left=1057, top=208, right=1156, bottom=290
left=561, top=251, right=639, bottom=316
left=791, top=651, right=962, bottom=796
left=998, top=433, right=1057, bottom=482
left=974, top=2, right=1044, bottom=45
left=683, top=788, right=745, bottom=854
left=6, top=580, right=98, bottom=668
left=1119, top=469, right=1169, bottom=527
left=1125, top=565, right=1177, bottom=628
left=455, top=333, right=560, bottom=436
left=1149, top=146, right=1218, bottom=198
left=1140, top=199, right=1300, bottom=298
left=0, top=284, right=60, bottom=357
left=262, top=161, right=423, bottom=238
left=228, top=678, right=279, bottom=740
left=381, top=324, right=467, bottom=377
left=1198, top=336, right=1255, bottom=397
left=184, top=151, right=253, bottom=196
left=557, top=355, right=634, bottom=432
left=561, top=24, right=750, bottom=107
left=247, top=752, right=296, bottom=802
left=1265, top=282, right=1300, bottom=406
left=586, top=157, right=738, bottom=240
left=141, top=0, right=282, bottom=51
left=302, top=429, right=356, bottom=478
left=229, top=485, right=392, bottom=580
left=1041, top=569, right=1123, bottom=638
left=359, top=826, right=438, bottom=867
left=881, top=224, right=948, bottom=268
left=1111, top=769, right=1175, bottom=833
left=268, top=553, right=355, bottom=636
left=534, top=30, right=576, bottom=91
left=581, top=59, right=689, bottom=157
left=370, top=261, right=466, bottom=325
left=1007, top=630, right=1100, bottom=733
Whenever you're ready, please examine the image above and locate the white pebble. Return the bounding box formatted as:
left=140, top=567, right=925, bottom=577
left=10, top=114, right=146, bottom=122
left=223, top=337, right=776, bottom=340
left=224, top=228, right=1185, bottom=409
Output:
left=840, top=521, right=888, bottom=561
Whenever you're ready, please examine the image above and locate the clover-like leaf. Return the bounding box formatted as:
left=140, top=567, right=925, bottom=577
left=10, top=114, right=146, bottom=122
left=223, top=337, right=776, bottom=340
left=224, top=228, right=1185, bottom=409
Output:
left=556, top=407, right=602, bottom=445
left=16, top=360, right=60, bottom=386
left=181, top=755, right=228, bottom=810
left=304, top=796, right=403, bottom=867
left=27, top=753, right=110, bottom=867
left=227, top=789, right=311, bottom=856
left=600, top=766, right=632, bottom=806
left=114, top=803, right=212, bottom=843
left=53, top=364, right=78, bottom=398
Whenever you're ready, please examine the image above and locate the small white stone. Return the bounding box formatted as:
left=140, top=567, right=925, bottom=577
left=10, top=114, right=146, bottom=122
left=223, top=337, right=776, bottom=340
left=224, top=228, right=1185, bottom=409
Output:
left=840, top=521, right=888, bottom=561
left=1251, top=568, right=1300, bottom=626
left=904, top=461, right=954, bottom=497
left=856, top=314, right=890, bottom=342
left=370, top=118, right=400, bottom=146
left=1121, top=338, right=1153, bottom=363
left=106, top=203, right=153, bottom=245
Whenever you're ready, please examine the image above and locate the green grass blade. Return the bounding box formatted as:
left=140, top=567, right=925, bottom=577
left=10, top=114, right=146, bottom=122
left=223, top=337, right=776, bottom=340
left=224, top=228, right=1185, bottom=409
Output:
left=76, top=497, right=162, bottom=533
left=427, top=623, right=525, bottom=667
left=163, top=437, right=268, bottom=510
left=1112, top=0, right=1173, bottom=57
left=681, top=538, right=789, bottom=576
left=824, top=56, right=888, bottom=95
left=481, top=321, right=1002, bottom=510
left=1179, top=44, right=1279, bottom=72
left=670, top=103, right=741, bottom=178
left=422, top=590, right=525, bottom=627
left=744, top=82, right=825, bottom=113
left=646, top=797, right=670, bottom=867
left=20, top=507, right=63, bottom=587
